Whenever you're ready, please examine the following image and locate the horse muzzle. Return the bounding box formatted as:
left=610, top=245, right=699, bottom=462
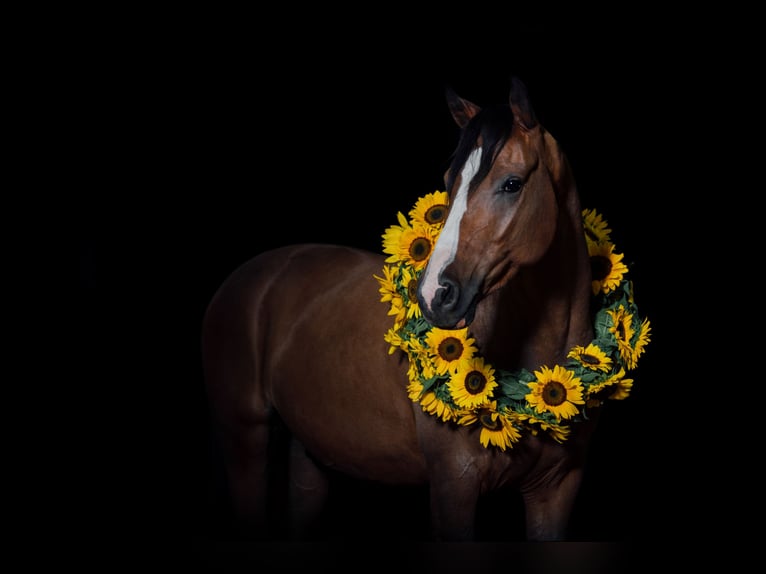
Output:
left=418, top=276, right=480, bottom=330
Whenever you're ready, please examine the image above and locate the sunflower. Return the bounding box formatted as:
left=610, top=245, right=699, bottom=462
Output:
left=374, top=264, right=407, bottom=329
left=626, top=318, right=652, bottom=370
left=582, top=208, right=611, bottom=246
left=585, top=367, right=633, bottom=406
left=409, top=190, right=450, bottom=228
left=567, top=343, right=612, bottom=372
left=448, top=356, right=497, bottom=409
left=398, top=265, right=422, bottom=320
left=541, top=423, right=570, bottom=444
left=406, top=377, right=424, bottom=402
left=387, top=293, right=408, bottom=331
left=373, top=264, right=397, bottom=304
left=459, top=402, right=521, bottom=451
left=588, top=242, right=629, bottom=295
left=405, top=336, right=430, bottom=365
left=417, top=353, right=440, bottom=381
left=420, top=389, right=458, bottom=422
left=525, top=365, right=585, bottom=420
left=607, top=377, right=633, bottom=400
left=512, top=412, right=572, bottom=444
left=383, top=327, right=406, bottom=355
left=607, top=306, right=637, bottom=368
left=382, top=213, right=436, bottom=270
left=425, top=327, right=478, bottom=375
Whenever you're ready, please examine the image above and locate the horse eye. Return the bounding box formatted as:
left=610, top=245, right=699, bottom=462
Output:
left=500, top=177, right=523, bottom=194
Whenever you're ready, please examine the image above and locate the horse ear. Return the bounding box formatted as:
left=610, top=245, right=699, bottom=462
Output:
left=509, top=76, right=538, bottom=130
left=446, top=86, right=481, bottom=129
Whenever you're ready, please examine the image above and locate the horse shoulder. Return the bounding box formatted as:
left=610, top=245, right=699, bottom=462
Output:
left=212, top=244, right=428, bottom=482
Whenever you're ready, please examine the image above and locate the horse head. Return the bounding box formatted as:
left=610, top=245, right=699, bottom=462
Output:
left=418, top=77, right=578, bottom=331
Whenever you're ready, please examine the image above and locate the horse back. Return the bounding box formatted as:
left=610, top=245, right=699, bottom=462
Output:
left=202, top=243, right=428, bottom=483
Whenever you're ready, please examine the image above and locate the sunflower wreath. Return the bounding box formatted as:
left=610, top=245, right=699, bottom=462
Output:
left=374, top=191, right=651, bottom=450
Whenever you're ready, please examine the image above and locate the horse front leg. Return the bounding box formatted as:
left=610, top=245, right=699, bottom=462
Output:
left=520, top=465, right=584, bottom=541
left=427, top=468, right=482, bottom=541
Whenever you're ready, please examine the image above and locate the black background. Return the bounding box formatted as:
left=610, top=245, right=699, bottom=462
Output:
left=81, top=14, right=723, bottom=571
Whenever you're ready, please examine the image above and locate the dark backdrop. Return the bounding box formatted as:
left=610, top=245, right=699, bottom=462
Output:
left=81, top=17, right=714, bottom=570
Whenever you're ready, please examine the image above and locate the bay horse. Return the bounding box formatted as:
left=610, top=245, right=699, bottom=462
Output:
left=201, top=77, right=649, bottom=541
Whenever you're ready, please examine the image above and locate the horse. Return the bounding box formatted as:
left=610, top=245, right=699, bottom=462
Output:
left=201, top=76, right=649, bottom=541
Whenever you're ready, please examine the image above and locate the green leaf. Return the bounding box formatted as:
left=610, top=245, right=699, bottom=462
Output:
left=502, top=379, right=531, bottom=401
left=420, top=374, right=443, bottom=393
left=578, top=370, right=601, bottom=384
left=593, top=309, right=613, bottom=339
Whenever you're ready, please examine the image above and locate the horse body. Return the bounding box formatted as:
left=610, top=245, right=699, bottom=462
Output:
left=202, top=78, right=599, bottom=541
left=205, top=244, right=426, bottom=482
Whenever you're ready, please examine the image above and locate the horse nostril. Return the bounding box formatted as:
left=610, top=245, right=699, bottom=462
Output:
left=435, top=278, right=459, bottom=311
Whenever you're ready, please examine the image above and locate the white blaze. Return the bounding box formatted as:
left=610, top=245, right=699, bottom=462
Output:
left=420, top=147, right=482, bottom=312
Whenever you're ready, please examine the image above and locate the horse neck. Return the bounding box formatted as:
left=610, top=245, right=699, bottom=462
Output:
left=475, top=185, right=592, bottom=371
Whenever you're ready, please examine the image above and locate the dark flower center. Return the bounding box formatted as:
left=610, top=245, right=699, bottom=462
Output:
left=478, top=409, right=503, bottom=431
left=542, top=381, right=567, bottom=407
left=616, top=320, right=627, bottom=341
left=464, top=370, right=486, bottom=394
left=585, top=227, right=601, bottom=244
left=410, top=237, right=432, bottom=262
left=407, top=278, right=419, bottom=303
left=580, top=352, right=600, bottom=366
left=425, top=204, right=448, bottom=225
left=590, top=254, right=612, bottom=282
left=438, top=337, right=464, bottom=362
